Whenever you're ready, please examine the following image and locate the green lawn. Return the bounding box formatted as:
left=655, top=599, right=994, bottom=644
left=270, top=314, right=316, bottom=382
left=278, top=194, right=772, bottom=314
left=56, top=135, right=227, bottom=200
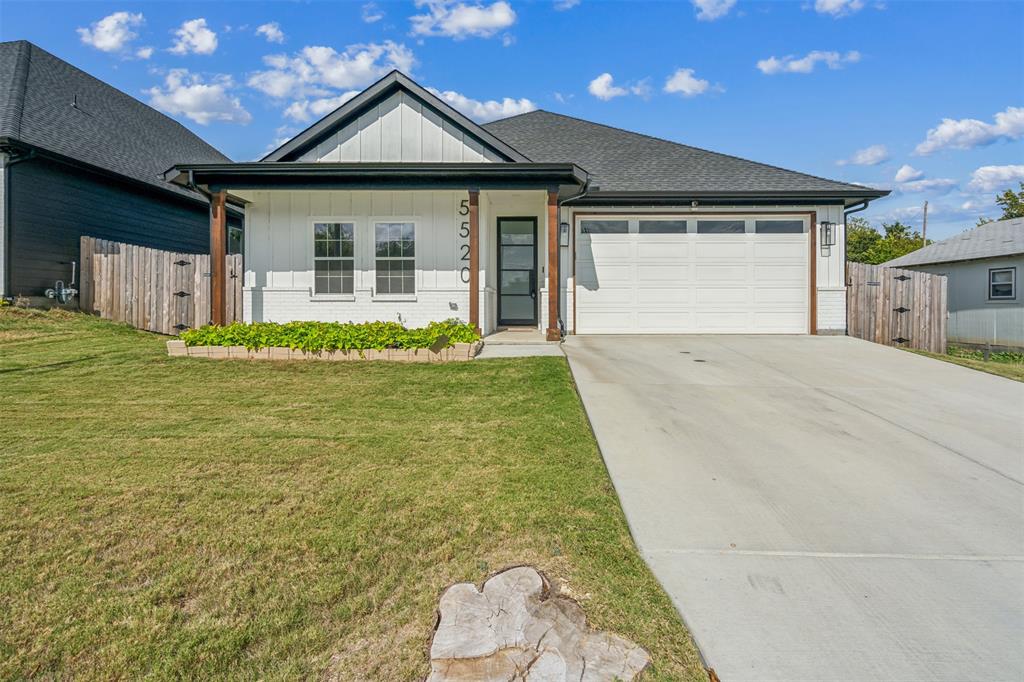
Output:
left=0, top=308, right=705, bottom=680
left=912, top=345, right=1024, bottom=382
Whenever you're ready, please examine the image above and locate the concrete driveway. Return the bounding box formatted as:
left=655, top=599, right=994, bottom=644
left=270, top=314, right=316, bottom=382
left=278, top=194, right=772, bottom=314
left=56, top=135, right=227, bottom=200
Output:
left=563, top=335, right=1024, bottom=682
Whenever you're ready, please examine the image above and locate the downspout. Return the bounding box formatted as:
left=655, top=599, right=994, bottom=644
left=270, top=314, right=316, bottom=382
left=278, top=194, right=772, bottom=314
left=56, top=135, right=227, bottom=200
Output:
left=557, top=177, right=592, bottom=335
left=841, top=200, right=871, bottom=335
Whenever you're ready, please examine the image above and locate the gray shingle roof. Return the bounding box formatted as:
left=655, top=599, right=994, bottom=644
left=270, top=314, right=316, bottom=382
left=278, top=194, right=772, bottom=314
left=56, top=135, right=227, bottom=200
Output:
left=886, top=217, right=1024, bottom=267
left=0, top=40, right=230, bottom=200
left=484, top=110, right=885, bottom=198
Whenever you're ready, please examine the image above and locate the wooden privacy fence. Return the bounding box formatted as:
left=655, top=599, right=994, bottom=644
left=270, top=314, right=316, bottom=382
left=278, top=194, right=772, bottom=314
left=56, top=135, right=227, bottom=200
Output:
left=80, top=236, right=242, bottom=335
left=847, top=261, right=947, bottom=354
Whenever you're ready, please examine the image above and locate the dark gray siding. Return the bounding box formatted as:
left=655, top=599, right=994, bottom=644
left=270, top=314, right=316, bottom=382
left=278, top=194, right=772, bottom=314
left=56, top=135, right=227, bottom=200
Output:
left=6, top=156, right=233, bottom=296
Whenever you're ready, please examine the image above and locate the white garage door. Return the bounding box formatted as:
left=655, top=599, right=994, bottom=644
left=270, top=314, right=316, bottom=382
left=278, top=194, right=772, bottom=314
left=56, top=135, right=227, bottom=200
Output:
left=575, top=216, right=809, bottom=334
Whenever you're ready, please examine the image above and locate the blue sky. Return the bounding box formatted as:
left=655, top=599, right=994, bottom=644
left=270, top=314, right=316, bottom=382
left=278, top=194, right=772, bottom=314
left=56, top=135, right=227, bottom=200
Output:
left=2, top=0, right=1021, bottom=239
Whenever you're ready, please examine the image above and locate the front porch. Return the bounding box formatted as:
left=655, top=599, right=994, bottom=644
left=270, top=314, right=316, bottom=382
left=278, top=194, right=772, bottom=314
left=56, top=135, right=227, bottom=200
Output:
left=167, top=170, right=585, bottom=341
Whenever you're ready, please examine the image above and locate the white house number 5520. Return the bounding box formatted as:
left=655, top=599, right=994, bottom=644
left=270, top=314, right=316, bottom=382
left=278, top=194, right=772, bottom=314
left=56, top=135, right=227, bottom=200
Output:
left=458, top=198, right=471, bottom=284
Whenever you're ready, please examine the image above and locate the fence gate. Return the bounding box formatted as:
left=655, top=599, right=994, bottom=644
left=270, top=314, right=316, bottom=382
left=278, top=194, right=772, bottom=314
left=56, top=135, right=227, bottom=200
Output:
left=80, top=236, right=242, bottom=335
left=847, top=261, right=947, bottom=354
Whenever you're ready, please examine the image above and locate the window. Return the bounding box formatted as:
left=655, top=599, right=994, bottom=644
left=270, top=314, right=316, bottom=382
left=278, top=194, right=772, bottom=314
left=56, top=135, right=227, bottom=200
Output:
left=639, top=220, right=687, bottom=234
left=755, top=220, right=804, bottom=234
left=697, top=220, right=745, bottom=234
left=580, top=220, right=628, bottom=234
left=313, top=222, right=354, bottom=295
left=375, top=222, right=415, bottom=295
left=227, top=226, right=244, bottom=255
left=989, top=267, right=1016, bottom=300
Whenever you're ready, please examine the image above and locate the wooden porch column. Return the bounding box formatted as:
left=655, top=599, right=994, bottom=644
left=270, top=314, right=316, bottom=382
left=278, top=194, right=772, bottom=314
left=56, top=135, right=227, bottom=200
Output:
left=210, top=190, right=227, bottom=326
left=468, top=189, right=480, bottom=334
left=546, top=190, right=560, bottom=341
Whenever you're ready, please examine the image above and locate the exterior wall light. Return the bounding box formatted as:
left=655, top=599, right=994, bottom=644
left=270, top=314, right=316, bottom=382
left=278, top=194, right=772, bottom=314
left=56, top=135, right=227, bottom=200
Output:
left=559, top=222, right=570, bottom=247
left=820, top=221, right=836, bottom=256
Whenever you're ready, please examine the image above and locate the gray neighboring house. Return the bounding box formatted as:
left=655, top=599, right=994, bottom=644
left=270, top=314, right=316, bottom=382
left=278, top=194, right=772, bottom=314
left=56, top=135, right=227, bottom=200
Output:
left=0, top=40, right=240, bottom=303
left=886, top=217, right=1023, bottom=350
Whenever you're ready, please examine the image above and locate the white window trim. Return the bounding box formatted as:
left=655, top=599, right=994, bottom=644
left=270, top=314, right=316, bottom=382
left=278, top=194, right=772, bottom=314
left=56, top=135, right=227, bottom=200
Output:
left=310, top=217, right=358, bottom=298
left=371, top=217, right=418, bottom=301
left=988, top=266, right=1016, bottom=301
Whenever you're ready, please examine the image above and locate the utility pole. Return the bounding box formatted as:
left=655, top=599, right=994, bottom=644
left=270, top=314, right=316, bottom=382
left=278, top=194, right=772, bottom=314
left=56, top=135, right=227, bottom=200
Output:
left=922, top=201, right=928, bottom=246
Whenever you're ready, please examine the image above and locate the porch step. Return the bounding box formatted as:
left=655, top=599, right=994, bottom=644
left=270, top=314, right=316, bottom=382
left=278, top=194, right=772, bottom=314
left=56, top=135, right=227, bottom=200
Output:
left=484, top=329, right=559, bottom=345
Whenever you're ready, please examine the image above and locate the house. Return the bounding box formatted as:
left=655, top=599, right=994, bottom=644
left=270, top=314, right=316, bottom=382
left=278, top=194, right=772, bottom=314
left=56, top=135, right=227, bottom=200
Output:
left=886, top=217, right=1023, bottom=350
left=165, top=70, right=888, bottom=338
left=0, top=40, right=240, bottom=304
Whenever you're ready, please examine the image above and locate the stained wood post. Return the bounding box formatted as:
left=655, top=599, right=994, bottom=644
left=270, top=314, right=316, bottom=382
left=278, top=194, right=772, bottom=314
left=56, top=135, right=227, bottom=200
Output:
left=210, top=190, right=227, bottom=326
left=468, top=190, right=480, bottom=335
left=546, top=190, right=560, bottom=341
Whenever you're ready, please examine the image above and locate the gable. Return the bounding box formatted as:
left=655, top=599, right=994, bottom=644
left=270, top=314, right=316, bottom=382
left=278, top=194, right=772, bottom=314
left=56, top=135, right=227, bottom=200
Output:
left=296, top=90, right=506, bottom=163
left=266, top=72, right=527, bottom=164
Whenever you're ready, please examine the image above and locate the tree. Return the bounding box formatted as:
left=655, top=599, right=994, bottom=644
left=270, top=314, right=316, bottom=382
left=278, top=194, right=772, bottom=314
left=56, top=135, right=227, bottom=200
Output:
left=846, top=216, right=880, bottom=263
left=976, top=183, right=1024, bottom=225
left=846, top=219, right=929, bottom=264
left=994, top=182, right=1024, bottom=220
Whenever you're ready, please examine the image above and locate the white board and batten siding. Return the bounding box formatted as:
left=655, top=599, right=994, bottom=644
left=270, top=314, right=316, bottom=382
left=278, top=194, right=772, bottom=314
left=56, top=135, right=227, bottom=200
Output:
left=563, top=205, right=849, bottom=334
left=241, top=190, right=477, bottom=327
left=297, top=91, right=504, bottom=164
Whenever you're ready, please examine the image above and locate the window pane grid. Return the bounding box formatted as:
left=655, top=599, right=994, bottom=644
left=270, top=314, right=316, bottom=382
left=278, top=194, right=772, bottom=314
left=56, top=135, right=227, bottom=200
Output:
left=989, top=267, right=1016, bottom=300
left=375, top=222, right=415, bottom=295
left=313, top=222, right=354, bottom=295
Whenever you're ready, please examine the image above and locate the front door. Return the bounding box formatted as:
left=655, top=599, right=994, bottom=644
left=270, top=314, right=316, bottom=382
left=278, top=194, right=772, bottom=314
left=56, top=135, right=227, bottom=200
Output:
left=497, top=217, right=537, bottom=326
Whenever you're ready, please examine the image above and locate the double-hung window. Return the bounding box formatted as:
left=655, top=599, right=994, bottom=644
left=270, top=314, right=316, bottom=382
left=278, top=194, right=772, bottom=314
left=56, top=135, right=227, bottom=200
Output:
left=375, top=222, right=415, bottom=295
left=989, top=267, right=1016, bottom=300
left=313, top=222, right=354, bottom=295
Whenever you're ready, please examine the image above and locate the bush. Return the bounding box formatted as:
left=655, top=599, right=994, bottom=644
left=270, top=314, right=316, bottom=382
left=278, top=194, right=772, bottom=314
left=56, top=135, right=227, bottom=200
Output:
left=179, top=319, right=479, bottom=352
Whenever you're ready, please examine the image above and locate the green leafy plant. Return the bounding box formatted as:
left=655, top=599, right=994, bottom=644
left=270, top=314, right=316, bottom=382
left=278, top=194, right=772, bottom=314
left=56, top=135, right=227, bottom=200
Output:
left=180, top=319, right=480, bottom=352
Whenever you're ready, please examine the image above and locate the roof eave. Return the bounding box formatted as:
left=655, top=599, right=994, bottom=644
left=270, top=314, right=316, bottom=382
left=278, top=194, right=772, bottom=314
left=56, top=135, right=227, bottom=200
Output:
left=565, top=189, right=890, bottom=206
left=164, top=161, right=588, bottom=192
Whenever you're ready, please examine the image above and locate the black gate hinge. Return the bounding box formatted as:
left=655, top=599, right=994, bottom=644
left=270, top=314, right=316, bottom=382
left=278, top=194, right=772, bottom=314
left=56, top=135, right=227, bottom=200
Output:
left=174, top=260, right=191, bottom=266
left=894, top=274, right=911, bottom=281
left=893, top=306, right=910, bottom=313
left=173, top=290, right=190, bottom=298
left=892, top=337, right=910, bottom=344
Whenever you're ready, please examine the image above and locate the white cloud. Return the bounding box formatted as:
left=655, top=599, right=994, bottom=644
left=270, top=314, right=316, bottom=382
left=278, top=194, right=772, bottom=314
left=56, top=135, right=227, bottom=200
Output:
left=147, top=69, right=251, bottom=125
left=135, top=46, right=154, bottom=60
left=968, top=165, right=1024, bottom=192
left=284, top=91, right=361, bottom=121
left=914, top=107, right=1024, bottom=155
left=170, top=18, right=218, bottom=55
left=554, top=0, right=581, bottom=9
left=411, top=1, right=516, bottom=39
left=587, top=73, right=628, bottom=100
left=248, top=41, right=415, bottom=99
left=256, top=22, right=285, bottom=44
left=692, top=0, right=736, bottom=21
left=427, top=87, right=536, bottom=122
left=813, top=0, right=865, bottom=17
left=362, top=2, right=385, bottom=22
left=663, top=68, right=712, bottom=97
left=837, top=144, right=888, bottom=166
left=898, top=178, right=958, bottom=194
left=894, top=164, right=924, bottom=183
left=757, top=50, right=860, bottom=75
left=77, top=11, right=144, bottom=53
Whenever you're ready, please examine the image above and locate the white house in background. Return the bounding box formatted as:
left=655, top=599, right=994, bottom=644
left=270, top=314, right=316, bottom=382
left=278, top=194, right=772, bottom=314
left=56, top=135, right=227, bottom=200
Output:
left=165, top=71, right=888, bottom=339
left=886, top=217, right=1024, bottom=350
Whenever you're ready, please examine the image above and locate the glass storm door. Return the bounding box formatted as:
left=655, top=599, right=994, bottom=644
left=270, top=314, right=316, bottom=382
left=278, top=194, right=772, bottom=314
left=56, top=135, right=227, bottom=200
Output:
left=497, top=218, right=537, bottom=326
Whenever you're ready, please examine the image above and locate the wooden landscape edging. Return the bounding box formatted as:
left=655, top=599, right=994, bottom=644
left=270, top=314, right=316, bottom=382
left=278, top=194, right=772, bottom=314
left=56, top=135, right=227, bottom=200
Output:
left=80, top=236, right=242, bottom=335
left=846, top=261, right=947, bottom=354
left=167, top=340, right=484, bottom=362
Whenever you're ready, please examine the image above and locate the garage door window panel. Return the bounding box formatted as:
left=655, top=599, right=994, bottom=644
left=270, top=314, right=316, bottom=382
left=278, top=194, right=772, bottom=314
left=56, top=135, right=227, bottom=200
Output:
left=581, top=220, right=629, bottom=234
left=697, top=220, right=746, bottom=234
left=755, top=220, right=805, bottom=234
left=639, top=220, right=688, bottom=234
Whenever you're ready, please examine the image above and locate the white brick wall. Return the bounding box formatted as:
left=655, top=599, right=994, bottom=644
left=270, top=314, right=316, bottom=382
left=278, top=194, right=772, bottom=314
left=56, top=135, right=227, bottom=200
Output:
left=817, top=287, right=847, bottom=332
